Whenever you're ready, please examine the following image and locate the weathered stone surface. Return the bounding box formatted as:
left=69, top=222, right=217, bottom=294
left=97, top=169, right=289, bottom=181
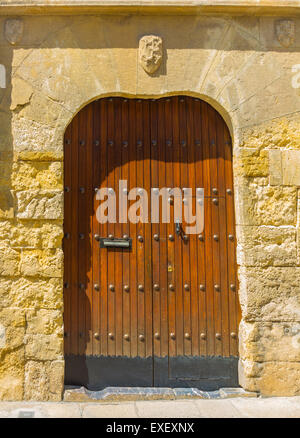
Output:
left=240, top=321, right=300, bottom=362
left=19, top=249, right=63, bottom=278
left=239, top=266, right=300, bottom=321
left=10, top=78, right=32, bottom=111
left=0, top=277, right=63, bottom=310
left=12, top=161, right=63, bottom=190
left=15, top=190, right=63, bottom=219
left=25, top=334, right=63, bottom=361
left=235, top=149, right=269, bottom=178
left=239, top=359, right=300, bottom=396
left=0, top=348, right=25, bottom=401
left=0, top=220, right=63, bottom=248
left=236, top=226, right=297, bottom=267
left=0, top=244, right=20, bottom=276
left=25, top=309, right=63, bottom=336
left=24, top=360, right=64, bottom=401
left=237, top=181, right=297, bottom=226
left=0, top=308, right=25, bottom=352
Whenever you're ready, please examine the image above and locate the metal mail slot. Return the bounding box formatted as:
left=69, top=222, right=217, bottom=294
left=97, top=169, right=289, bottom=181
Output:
left=100, top=237, right=132, bottom=249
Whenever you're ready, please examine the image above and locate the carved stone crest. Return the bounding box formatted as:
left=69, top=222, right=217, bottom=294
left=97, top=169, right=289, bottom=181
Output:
left=4, top=18, right=24, bottom=45
left=139, top=35, right=163, bottom=75
left=275, top=19, right=295, bottom=48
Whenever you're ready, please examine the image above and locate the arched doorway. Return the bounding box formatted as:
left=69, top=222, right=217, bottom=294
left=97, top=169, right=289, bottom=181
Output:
left=63, top=96, right=240, bottom=390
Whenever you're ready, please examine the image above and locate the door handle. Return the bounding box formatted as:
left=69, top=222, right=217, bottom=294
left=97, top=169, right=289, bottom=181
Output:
left=175, top=221, right=181, bottom=236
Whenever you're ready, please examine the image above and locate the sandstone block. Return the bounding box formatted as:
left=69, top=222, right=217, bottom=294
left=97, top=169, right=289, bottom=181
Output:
left=15, top=190, right=63, bottom=219
left=0, top=348, right=25, bottom=401
left=12, top=161, right=62, bottom=191
left=0, top=243, right=20, bottom=276
left=239, top=266, right=300, bottom=321
left=25, top=309, right=63, bottom=336
left=235, top=149, right=269, bottom=178
left=25, top=334, right=63, bottom=361
left=0, top=308, right=25, bottom=352
left=236, top=225, right=297, bottom=267
left=24, top=360, right=64, bottom=401
left=20, top=249, right=63, bottom=277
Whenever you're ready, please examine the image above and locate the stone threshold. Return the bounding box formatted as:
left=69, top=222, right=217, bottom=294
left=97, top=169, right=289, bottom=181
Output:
left=64, top=386, right=258, bottom=402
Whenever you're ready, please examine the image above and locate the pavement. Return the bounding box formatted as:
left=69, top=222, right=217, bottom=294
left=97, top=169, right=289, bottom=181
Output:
left=0, top=397, right=300, bottom=418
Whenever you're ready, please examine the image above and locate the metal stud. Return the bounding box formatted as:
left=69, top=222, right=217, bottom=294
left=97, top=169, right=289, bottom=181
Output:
left=215, top=333, right=221, bottom=340
left=168, top=197, right=174, bottom=205
left=213, top=234, right=219, bottom=241
left=212, top=188, right=218, bottom=195
left=64, top=332, right=68, bottom=337
left=108, top=332, right=114, bottom=340
left=108, top=140, right=114, bottom=146
left=166, top=140, right=172, bottom=146
left=230, top=284, right=236, bottom=291
left=169, top=234, right=174, bottom=241
left=79, top=233, right=85, bottom=239
left=64, top=232, right=70, bottom=239
left=138, top=235, right=143, bottom=242
left=212, top=198, right=218, bottom=205
left=169, top=284, right=175, bottom=291
left=228, top=234, right=234, bottom=241
left=124, top=334, right=130, bottom=341
left=199, top=284, right=205, bottom=291
left=79, top=283, right=85, bottom=290
left=94, top=187, right=99, bottom=192
left=137, top=140, right=142, bottom=147
left=170, top=332, right=176, bottom=340
left=94, top=140, right=100, bottom=146
left=94, top=333, right=100, bottom=340
left=184, top=284, right=190, bottom=291
left=138, top=285, right=144, bottom=292
left=195, top=140, right=201, bottom=146
left=94, top=234, right=100, bottom=241
left=198, top=234, right=204, bottom=241
left=214, top=284, right=220, bottom=291
left=185, top=333, right=190, bottom=339
left=64, top=282, right=69, bottom=289
left=200, top=333, right=206, bottom=340
left=65, top=139, right=71, bottom=145
left=124, top=285, right=130, bottom=292
left=94, top=283, right=100, bottom=291
left=153, top=284, right=160, bottom=291
left=64, top=186, right=70, bottom=193
left=122, top=141, right=128, bottom=147
left=79, top=187, right=85, bottom=194
left=180, top=98, right=185, bottom=102
left=79, top=140, right=85, bottom=146
left=139, top=334, right=145, bottom=342
left=183, top=235, right=189, bottom=242
left=108, top=234, right=114, bottom=240
left=154, top=332, right=160, bottom=340
left=181, top=140, right=186, bottom=147
left=226, top=188, right=232, bottom=195
left=153, top=234, right=159, bottom=241
left=231, top=332, right=237, bottom=339
left=123, top=234, right=129, bottom=240
left=152, top=140, right=157, bottom=146
left=211, top=140, right=216, bottom=146
left=109, top=284, right=115, bottom=292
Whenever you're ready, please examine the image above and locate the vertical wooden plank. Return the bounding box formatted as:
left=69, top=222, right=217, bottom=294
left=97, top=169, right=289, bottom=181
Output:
left=187, top=97, right=199, bottom=357
left=142, top=100, right=153, bottom=359
left=63, top=124, right=72, bottom=355
left=157, top=99, right=168, bottom=358
left=129, top=99, right=138, bottom=358
left=172, top=97, right=183, bottom=358
left=194, top=99, right=207, bottom=357
left=179, top=97, right=191, bottom=357
left=99, top=99, right=108, bottom=356
left=150, top=99, right=161, bottom=359
left=70, top=113, right=79, bottom=356
left=92, top=100, right=101, bottom=356
left=136, top=99, right=146, bottom=358
left=85, top=103, right=93, bottom=356
left=165, top=98, right=176, bottom=358
left=121, top=98, right=131, bottom=358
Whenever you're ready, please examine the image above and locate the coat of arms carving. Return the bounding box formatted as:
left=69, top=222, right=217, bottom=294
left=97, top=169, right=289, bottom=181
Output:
left=139, top=35, right=163, bottom=75
left=275, top=19, right=295, bottom=48
left=4, top=19, right=24, bottom=45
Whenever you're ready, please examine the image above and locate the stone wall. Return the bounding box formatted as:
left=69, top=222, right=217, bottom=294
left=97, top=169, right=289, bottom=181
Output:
left=0, top=11, right=300, bottom=399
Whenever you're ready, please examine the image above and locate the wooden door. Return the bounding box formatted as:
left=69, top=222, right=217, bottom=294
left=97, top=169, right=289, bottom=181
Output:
left=63, top=96, right=240, bottom=390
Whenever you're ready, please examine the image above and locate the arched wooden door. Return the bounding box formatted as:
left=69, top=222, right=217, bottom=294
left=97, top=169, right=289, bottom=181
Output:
left=63, top=96, right=240, bottom=390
